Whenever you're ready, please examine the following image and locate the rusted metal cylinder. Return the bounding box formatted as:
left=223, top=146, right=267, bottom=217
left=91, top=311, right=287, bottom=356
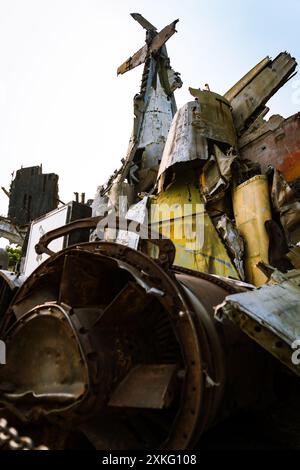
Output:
left=174, top=268, right=275, bottom=443
left=0, top=243, right=276, bottom=450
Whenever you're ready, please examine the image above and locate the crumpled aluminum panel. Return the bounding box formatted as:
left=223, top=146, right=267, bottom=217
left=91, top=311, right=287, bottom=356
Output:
left=238, top=113, right=300, bottom=183
left=225, top=52, right=297, bottom=135
left=116, top=196, right=149, bottom=249
left=216, top=270, right=300, bottom=376
left=157, top=90, right=237, bottom=182
left=157, top=101, right=208, bottom=179
left=189, top=88, right=237, bottom=146
left=270, top=168, right=300, bottom=244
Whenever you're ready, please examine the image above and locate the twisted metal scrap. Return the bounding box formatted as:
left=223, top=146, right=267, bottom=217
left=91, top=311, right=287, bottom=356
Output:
left=0, top=417, right=48, bottom=450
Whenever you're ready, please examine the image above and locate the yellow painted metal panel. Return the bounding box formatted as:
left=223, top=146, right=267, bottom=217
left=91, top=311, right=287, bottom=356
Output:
left=233, top=175, right=272, bottom=286
left=150, top=174, right=239, bottom=278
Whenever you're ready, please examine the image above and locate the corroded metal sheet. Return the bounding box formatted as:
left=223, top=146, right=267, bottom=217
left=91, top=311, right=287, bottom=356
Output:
left=239, top=112, right=300, bottom=182
left=200, top=145, right=237, bottom=201
left=150, top=20, right=178, bottom=54
left=109, top=364, right=177, bottom=409
left=137, top=76, right=175, bottom=172
left=157, top=89, right=237, bottom=182
left=270, top=168, right=300, bottom=244
left=189, top=88, right=237, bottom=146
left=117, top=44, right=148, bottom=76
left=225, top=56, right=270, bottom=102
left=216, top=270, right=300, bottom=376
left=117, top=20, right=178, bottom=75
left=130, top=13, right=157, bottom=32
left=116, top=196, right=149, bottom=249
left=157, top=101, right=208, bottom=179
left=151, top=170, right=239, bottom=279
left=216, top=215, right=245, bottom=280
left=226, top=53, right=297, bottom=135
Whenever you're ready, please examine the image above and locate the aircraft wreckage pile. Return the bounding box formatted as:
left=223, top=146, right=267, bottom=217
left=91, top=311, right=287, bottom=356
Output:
left=0, top=14, right=300, bottom=450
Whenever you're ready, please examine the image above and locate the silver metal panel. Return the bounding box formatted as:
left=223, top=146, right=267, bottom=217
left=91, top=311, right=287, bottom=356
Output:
left=157, top=101, right=208, bottom=179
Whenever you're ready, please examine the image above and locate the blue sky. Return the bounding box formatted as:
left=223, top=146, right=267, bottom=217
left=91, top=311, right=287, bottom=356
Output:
left=0, top=0, right=299, bottom=227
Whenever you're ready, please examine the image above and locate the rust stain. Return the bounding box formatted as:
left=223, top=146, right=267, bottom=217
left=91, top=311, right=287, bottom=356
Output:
left=278, top=150, right=300, bottom=181
left=239, top=113, right=300, bottom=183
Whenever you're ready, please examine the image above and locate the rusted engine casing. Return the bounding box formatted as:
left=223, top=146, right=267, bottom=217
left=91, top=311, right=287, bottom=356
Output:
left=0, top=240, right=277, bottom=450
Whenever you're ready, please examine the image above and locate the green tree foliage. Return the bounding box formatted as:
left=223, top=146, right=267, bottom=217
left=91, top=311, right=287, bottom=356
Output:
left=6, top=246, right=22, bottom=269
